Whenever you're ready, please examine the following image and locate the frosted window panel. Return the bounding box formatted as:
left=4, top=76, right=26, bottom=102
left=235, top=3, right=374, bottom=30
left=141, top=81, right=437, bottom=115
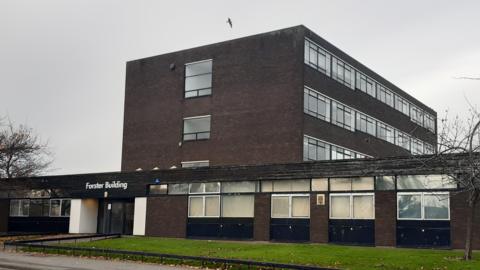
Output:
left=376, top=176, right=395, bottom=190
left=205, top=182, right=220, bottom=193
left=424, top=175, right=457, bottom=189
left=221, top=195, right=254, bottom=217
left=424, top=194, right=449, bottom=219
left=330, top=178, right=351, bottom=191
left=273, top=181, right=291, bottom=192
left=185, top=60, right=212, bottom=76
left=331, top=196, right=350, bottom=218
left=261, top=181, right=273, bottom=192
left=353, top=195, right=374, bottom=219
left=291, top=179, right=310, bottom=192
left=221, top=181, right=256, bottom=193
left=189, top=183, right=204, bottom=193
left=398, top=194, right=421, bottom=219
left=352, top=177, right=374, bottom=191
left=397, top=175, right=456, bottom=190
left=205, top=196, right=220, bottom=216
left=292, top=196, right=310, bottom=217
left=271, top=196, right=289, bottom=218
left=312, top=178, right=328, bottom=191
left=184, top=117, right=211, bottom=134
left=189, top=197, right=203, bottom=217
left=169, top=183, right=189, bottom=194
left=185, top=74, right=212, bottom=91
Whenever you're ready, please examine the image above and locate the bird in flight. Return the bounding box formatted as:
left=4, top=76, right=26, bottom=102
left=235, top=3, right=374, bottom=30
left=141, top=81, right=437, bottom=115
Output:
left=227, top=18, right=233, bottom=28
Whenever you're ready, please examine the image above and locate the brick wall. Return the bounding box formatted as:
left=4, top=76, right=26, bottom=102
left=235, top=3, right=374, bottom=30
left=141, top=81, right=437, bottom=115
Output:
left=254, top=193, right=270, bottom=241
left=145, top=196, right=188, bottom=238
left=0, top=200, right=8, bottom=232
left=375, top=191, right=396, bottom=246
left=450, top=192, right=480, bottom=249
left=310, top=193, right=329, bottom=243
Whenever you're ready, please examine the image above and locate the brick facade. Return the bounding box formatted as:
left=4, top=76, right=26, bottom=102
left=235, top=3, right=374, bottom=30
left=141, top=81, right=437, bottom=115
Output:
left=253, top=193, right=270, bottom=241
left=145, top=196, right=188, bottom=238
left=374, top=191, right=396, bottom=246
left=310, top=192, right=329, bottom=243
left=0, top=200, right=8, bottom=232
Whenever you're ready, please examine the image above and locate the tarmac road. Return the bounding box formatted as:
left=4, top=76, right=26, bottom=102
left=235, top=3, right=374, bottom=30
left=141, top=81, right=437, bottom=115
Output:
left=0, top=251, right=189, bottom=270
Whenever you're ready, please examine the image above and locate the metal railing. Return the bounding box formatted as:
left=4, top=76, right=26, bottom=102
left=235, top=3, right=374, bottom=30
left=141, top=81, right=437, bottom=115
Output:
left=3, top=234, right=338, bottom=270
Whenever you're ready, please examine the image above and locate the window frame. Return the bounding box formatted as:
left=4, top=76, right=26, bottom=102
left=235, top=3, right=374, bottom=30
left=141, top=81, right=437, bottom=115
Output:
left=271, top=193, right=310, bottom=219
left=181, top=160, right=210, bottom=168
left=184, top=59, right=213, bottom=98
left=182, top=115, right=211, bottom=141
left=329, top=193, right=375, bottom=220
left=397, top=192, right=450, bottom=221
left=188, top=195, right=221, bottom=218
left=9, top=199, right=30, bottom=217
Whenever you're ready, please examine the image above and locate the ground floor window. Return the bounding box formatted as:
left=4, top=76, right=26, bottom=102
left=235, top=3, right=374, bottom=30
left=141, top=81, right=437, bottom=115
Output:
left=271, top=194, right=310, bottom=218
left=9, top=198, right=71, bottom=217
left=397, top=192, right=450, bottom=220
left=188, top=195, right=220, bottom=217
left=49, top=199, right=71, bottom=217
left=330, top=193, right=375, bottom=219
left=9, top=199, right=30, bottom=217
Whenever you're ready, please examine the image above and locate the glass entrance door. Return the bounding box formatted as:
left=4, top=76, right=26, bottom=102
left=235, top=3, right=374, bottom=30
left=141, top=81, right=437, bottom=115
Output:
left=97, top=199, right=134, bottom=235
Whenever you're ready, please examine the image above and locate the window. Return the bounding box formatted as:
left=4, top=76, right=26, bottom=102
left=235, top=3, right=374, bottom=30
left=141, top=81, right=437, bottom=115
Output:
left=330, top=177, right=374, bottom=191
left=50, top=199, right=70, bottom=217
left=185, top=60, right=212, bottom=98
left=181, top=160, right=209, bottom=168
left=330, top=193, right=375, bottom=219
left=221, top=181, right=257, bottom=193
left=424, top=143, right=435, bottom=154
left=168, top=183, right=189, bottom=194
left=189, top=182, right=220, bottom=194
left=331, top=146, right=355, bottom=160
left=424, top=114, right=436, bottom=133
left=332, top=57, right=354, bottom=89
left=149, top=184, right=168, bottom=195
left=375, top=176, right=395, bottom=190
left=397, top=192, right=449, bottom=220
left=271, top=194, right=310, bottom=218
left=376, top=85, right=394, bottom=107
left=29, top=199, right=50, bottom=216
left=303, top=136, right=330, bottom=161
left=377, top=122, right=394, bottom=143
left=411, top=139, right=424, bottom=155
left=332, top=101, right=354, bottom=131
left=395, top=131, right=411, bottom=151
left=394, top=95, right=410, bottom=116
left=261, top=179, right=310, bottom=192
left=304, top=39, right=331, bottom=76
left=355, top=72, right=375, bottom=97
left=183, top=116, right=211, bottom=141
left=304, top=87, right=331, bottom=121
left=221, top=195, right=254, bottom=217
left=9, top=199, right=29, bottom=217
left=396, top=175, right=457, bottom=190
left=188, top=195, right=220, bottom=217
left=356, top=113, right=376, bottom=136
left=410, top=106, right=424, bottom=126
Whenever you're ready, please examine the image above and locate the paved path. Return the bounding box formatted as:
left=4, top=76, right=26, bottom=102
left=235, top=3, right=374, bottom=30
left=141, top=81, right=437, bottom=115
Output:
left=0, top=251, right=188, bottom=270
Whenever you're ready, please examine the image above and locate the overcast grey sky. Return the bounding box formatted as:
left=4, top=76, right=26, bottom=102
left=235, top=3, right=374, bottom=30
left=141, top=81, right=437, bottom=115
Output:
left=1, top=0, right=479, bottom=175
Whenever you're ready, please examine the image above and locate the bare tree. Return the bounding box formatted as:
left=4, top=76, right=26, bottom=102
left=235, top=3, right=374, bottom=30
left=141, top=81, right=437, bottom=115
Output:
left=0, top=119, right=53, bottom=179
left=428, top=107, right=480, bottom=260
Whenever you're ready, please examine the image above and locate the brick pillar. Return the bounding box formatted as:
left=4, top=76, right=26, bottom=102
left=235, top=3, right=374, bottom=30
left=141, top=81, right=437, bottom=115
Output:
left=450, top=192, right=480, bottom=250
left=375, top=191, right=396, bottom=247
left=145, top=196, right=188, bottom=238
left=310, top=193, right=329, bottom=243
left=0, top=200, right=9, bottom=232
left=254, top=193, right=270, bottom=241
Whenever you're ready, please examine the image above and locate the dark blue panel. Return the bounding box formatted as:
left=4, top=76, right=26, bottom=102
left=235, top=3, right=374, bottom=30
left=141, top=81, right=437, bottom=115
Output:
left=8, top=217, right=69, bottom=233
left=187, top=218, right=253, bottom=240
left=328, top=219, right=375, bottom=245
left=397, top=220, right=450, bottom=248
left=270, top=218, right=310, bottom=242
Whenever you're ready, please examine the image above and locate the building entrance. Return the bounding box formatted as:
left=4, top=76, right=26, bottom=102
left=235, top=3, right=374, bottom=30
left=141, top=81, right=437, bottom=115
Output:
left=97, top=199, right=134, bottom=234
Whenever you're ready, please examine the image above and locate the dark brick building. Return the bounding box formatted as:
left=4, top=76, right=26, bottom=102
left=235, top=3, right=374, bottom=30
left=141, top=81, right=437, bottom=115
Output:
left=122, top=25, right=437, bottom=171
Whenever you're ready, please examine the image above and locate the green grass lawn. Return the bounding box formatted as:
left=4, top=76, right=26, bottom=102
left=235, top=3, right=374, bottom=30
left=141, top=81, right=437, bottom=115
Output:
left=62, top=237, right=480, bottom=270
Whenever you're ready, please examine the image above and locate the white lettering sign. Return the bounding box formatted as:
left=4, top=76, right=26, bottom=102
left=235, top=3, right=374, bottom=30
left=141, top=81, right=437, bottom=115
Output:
left=85, top=181, right=128, bottom=190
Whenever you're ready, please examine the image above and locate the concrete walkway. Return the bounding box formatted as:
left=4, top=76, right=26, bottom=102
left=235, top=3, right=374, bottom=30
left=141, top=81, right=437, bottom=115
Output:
left=0, top=251, right=189, bottom=270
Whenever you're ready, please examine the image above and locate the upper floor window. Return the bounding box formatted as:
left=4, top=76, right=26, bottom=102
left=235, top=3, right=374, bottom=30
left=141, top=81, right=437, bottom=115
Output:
left=377, top=122, right=394, bottom=144
left=303, top=136, right=331, bottom=161
left=424, top=143, right=435, bottom=154
left=395, top=131, right=411, bottom=151
left=183, top=115, right=211, bottom=141
left=332, top=57, right=354, bottom=89
left=304, top=87, right=331, bottom=121
left=181, top=160, right=210, bottom=168
left=356, top=112, right=376, bottom=136
left=185, top=60, right=212, bottom=98
left=332, top=101, right=354, bottom=131
left=424, top=114, right=436, bottom=133
left=356, top=72, right=376, bottom=98
left=304, top=39, right=331, bottom=76
left=394, top=95, right=410, bottom=116
left=376, top=85, right=394, bottom=107
left=410, top=105, right=424, bottom=126
left=411, top=139, right=424, bottom=155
